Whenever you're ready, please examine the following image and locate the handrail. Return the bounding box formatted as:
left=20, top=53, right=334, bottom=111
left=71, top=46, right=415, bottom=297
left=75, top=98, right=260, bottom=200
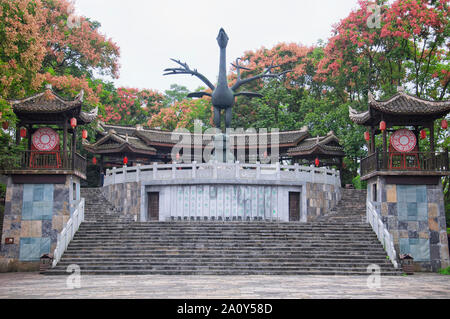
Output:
left=103, top=162, right=341, bottom=187
left=361, top=151, right=449, bottom=176
left=367, top=200, right=399, bottom=269
left=52, top=198, right=85, bottom=268
left=1, top=150, right=87, bottom=176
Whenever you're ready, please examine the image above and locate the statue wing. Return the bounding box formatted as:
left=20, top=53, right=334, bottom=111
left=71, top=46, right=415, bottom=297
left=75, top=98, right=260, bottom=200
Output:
left=187, top=92, right=212, bottom=98
left=234, top=92, right=263, bottom=98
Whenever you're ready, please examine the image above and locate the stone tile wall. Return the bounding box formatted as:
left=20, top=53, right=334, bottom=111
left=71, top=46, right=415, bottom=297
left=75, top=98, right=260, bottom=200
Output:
left=0, top=175, right=77, bottom=272
left=102, top=182, right=141, bottom=221
left=305, top=183, right=340, bottom=222
left=368, top=176, right=449, bottom=271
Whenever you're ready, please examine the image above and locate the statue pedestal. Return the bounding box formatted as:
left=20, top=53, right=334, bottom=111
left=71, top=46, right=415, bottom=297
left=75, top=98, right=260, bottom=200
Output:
left=213, top=133, right=234, bottom=163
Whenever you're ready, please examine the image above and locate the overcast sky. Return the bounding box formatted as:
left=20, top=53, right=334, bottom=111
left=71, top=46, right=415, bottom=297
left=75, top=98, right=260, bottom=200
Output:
left=74, top=0, right=360, bottom=93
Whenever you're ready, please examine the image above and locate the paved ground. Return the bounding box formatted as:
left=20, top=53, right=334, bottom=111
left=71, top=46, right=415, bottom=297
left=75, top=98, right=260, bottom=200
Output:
left=0, top=272, right=449, bottom=299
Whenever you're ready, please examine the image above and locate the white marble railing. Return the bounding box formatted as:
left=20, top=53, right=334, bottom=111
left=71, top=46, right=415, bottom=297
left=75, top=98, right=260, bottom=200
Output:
left=367, top=200, right=399, bottom=269
left=52, top=198, right=85, bottom=268
left=104, top=162, right=341, bottom=187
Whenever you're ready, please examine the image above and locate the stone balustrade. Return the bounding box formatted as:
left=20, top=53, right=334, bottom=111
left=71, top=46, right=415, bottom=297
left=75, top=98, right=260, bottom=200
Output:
left=104, top=162, right=341, bottom=187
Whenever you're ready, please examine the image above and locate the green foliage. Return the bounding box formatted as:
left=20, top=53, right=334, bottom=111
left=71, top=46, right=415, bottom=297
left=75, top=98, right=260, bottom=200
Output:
left=352, top=176, right=367, bottom=190
left=0, top=132, right=25, bottom=170
left=438, top=267, right=450, bottom=275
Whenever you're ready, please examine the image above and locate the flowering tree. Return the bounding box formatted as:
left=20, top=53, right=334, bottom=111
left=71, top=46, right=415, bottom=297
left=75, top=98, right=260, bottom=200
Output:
left=148, top=98, right=212, bottom=131
left=0, top=0, right=120, bottom=111
left=98, top=87, right=165, bottom=125
left=316, top=0, right=449, bottom=102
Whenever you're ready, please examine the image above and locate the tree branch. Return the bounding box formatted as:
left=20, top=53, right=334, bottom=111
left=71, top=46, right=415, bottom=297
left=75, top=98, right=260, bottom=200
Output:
left=164, top=59, right=216, bottom=91
left=231, top=61, right=292, bottom=91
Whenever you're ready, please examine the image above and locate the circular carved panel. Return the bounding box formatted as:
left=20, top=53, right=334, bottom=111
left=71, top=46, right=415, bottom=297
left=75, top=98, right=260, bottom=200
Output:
left=390, top=129, right=417, bottom=153
left=32, top=128, right=60, bottom=151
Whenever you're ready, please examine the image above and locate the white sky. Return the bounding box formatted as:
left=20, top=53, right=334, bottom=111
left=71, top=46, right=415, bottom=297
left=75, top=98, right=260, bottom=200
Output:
left=74, top=0, right=360, bottom=93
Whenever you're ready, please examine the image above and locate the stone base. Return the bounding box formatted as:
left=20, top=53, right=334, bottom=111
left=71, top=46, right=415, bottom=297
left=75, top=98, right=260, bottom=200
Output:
left=0, top=257, right=39, bottom=273
left=367, top=175, right=450, bottom=272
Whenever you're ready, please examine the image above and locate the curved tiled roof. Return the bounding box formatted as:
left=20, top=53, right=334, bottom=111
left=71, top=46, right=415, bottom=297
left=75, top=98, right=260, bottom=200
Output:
left=10, top=87, right=97, bottom=125
left=349, top=92, right=450, bottom=126
left=288, top=132, right=345, bottom=157
left=11, top=89, right=83, bottom=113
left=100, top=123, right=310, bottom=147
left=84, top=129, right=156, bottom=155
left=369, top=92, right=450, bottom=115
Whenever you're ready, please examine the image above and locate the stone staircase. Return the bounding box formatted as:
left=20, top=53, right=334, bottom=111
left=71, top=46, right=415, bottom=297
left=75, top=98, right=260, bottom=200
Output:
left=46, top=188, right=401, bottom=276
left=316, top=189, right=367, bottom=223
left=81, top=188, right=134, bottom=223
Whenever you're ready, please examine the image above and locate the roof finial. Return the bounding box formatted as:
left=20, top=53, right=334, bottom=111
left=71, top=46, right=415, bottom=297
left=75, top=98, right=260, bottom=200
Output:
left=397, top=86, right=405, bottom=93
left=45, top=84, right=52, bottom=90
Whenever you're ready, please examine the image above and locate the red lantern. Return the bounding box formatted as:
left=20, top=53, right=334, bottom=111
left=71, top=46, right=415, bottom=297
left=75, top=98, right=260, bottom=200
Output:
left=70, top=117, right=77, bottom=129
left=364, top=131, right=370, bottom=142
left=123, top=156, right=128, bottom=165
left=441, top=119, right=448, bottom=130
left=20, top=128, right=27, bottom=138
left=92, top=157, right=97, bottom=165
left=380, top=121, right=386, bottom=131
left=420, top=129, right=427, bottom=140
left=2, top=121, right=9, bottom=130
left=82, top=129, right=88, bottom=139
left=315, top=158, right=320, bottom=167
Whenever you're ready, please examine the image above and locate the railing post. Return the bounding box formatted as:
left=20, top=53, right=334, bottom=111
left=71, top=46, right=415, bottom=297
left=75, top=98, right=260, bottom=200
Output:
left=235, top=161, right=240, bottom=179
left=136, top=164, right=141, bottom=182
left=192, top=161, right=197, bottom=179
left=153, top=162, right=157, bottom=179
left=123, top=165, right=127, bottom=181
left=172, top=164, right=176, bottom=179
left=112, top=167, right=117, bottom=185
left=256, top=162, right=261, bottom=179
left=213, top=161, right=218, bottom=179
left=276, top=162, right=280, bottom=179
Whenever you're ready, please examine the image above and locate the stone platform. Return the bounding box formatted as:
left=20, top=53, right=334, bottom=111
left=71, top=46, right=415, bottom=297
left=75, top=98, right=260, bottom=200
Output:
left=0, top=272, right=449, bottom=298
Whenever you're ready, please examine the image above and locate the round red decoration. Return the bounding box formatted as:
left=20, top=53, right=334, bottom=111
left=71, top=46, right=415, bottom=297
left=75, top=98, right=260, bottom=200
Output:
left=123, top=156, right=128, bottom=165
left=70, top=117, right=77, bottom=129
left=20, top=128, right=27, bottom=138
left=82, top=129, right=88, bottom=139
left=92, top=157, right=97, bottom=165
left=441, top=120, right=448, bottom=130
left=364, top=131, right=370, bottom=141
left=390, top=129, right=417, bottom=153
left=380, top=121, right=386, bottom=131
left=315, top=158, right=320, bottom=167
left=32, top=128, right=60, bottom=151
left=420, top=129, right=427, bottom=140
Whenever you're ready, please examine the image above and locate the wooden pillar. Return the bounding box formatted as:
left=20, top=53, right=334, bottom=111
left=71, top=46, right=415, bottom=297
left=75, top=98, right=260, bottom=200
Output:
left=15, top=123, right=20, bottom=145
left=27, top=125, right=32, bottom=151
left=430, top=122, right=435, bottom=169
left=63, top=119, right=68, bottom=153
left=382, top=125, right=388, bottom=169
left=63, top=119, right=68, bottom=165
left=99, top=155, right=104, bottom=187
left=71, top=126, right=77, bottom=170
left=370, top=126, right=376, bottom=155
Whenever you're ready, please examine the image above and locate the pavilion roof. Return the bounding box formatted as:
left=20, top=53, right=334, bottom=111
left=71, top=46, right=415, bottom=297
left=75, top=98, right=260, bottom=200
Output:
left=83, top=129, right=157, bottom=156
left=349, top=92, right=450, bottom=126
left=99, top=123, right=310, bottom=147
left=10, top=86, right=97, bottom=125
left=287, top=132, right=345, bottom=157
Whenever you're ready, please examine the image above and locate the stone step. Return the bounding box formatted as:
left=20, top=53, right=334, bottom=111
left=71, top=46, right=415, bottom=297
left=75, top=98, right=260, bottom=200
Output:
left=47, top=187, right=400, bottom=276
left=46, top=269, right=400, bottom=276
